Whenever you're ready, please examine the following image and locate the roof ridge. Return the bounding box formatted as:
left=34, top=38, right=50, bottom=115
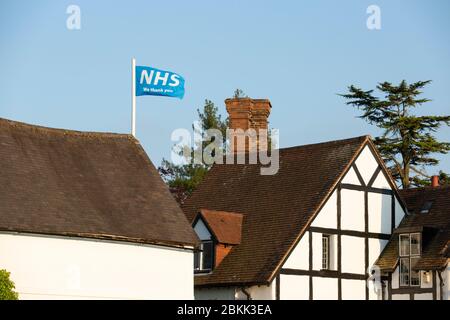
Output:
left=0, top=117, right=132, bottom=139
left=400, top=184, right=450, bottom=193
left=279, top=135, right=370, bottom=152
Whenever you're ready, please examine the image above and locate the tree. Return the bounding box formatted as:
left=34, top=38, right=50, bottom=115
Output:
left=233, top=88, right=248, bottom=98
left=0, top=269, right=18, bottom=300
left=159, top=99, right=229, bottom=202
left=340, top=80, right=450, bottom=189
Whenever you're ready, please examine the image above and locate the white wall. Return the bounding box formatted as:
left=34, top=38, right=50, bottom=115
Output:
left=414, top=293, right=433, bottom=300
left=311, top=190, right=337, bottom=229
left=341, top=189, right=365, bottom=232
left=283, top=232, right=309, bottom=270
left=443, top=265, right=449, bottom=300
left=279, top=275, right=309, bottom=300
left=341, top=167, right=362, bottom=185
left=341, top=236, right=365, bottom=274
left=0, top=232, right=194, bottom=300
left=341, top=279, right=365, bottom=300
left=392, top=266, right=400, bottom=289
left=354, top=146, right=379, bottom=185
left=312, top=277, right=338, bottom=300
left=368, top=192, right=391, bottom=234
left=245, top=282, right=276, bottom=300
left=394, top=198, right=405, bottom=229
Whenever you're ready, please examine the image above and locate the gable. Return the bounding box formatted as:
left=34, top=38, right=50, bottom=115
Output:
left=283, top=140, right=408, bottom=271
left=183, top=135, right=387, bottom=287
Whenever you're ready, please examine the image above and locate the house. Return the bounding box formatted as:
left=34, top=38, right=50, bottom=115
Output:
left=182, top=97, right=409, bottom=300
left=0, top=118, right=198, bottom=299
left=375, top=181, right=450, bottom=300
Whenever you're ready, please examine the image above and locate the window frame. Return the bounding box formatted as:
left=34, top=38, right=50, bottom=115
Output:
left=398, top=233, right=421, bottom=287
left=322, top=234, right=330, bottom=270
left=194, top=240, right=215, bottom=273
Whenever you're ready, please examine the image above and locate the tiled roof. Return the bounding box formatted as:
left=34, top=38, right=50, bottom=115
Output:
left=375, top=185, right=450, bottom=271
left=198, top=209, right=243, bottom=245
left=183, top=135, right=370, bottom=286
left=0, top=118, right=198, bottom=248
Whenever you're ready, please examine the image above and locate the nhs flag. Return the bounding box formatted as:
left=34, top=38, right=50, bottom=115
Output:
left=136, top=66, right=185, bottom=99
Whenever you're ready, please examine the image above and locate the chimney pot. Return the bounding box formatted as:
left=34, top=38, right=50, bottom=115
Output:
left=431, top=175, right=440, bottom=187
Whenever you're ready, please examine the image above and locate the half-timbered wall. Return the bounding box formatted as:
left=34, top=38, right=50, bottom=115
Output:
left=279, top=144, right=406, bottom=300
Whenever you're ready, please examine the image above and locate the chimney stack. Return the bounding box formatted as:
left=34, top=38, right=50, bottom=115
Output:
left=225, top=98, right=271, bottom=154
left=431, top=175, right=440, bottom=188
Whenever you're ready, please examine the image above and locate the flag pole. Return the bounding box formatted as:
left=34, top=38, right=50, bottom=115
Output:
left=131, top=57, right=136, bottom=137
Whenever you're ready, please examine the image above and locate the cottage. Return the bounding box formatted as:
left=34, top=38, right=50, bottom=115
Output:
left=183, top=97, right=409, bottom=300
left=375, top=182, right=450, bottom=300
left=0, top=118, right=198, bottom=299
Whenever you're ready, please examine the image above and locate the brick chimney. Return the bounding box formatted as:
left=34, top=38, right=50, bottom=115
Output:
left=431, top=175, right=440, bottom=187
left=225, top=98, right=271, bottom=153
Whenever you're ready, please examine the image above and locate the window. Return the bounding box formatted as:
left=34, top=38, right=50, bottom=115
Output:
left=322, top=235, right=330, bottom=270
left=410, top=233, right=421, bottom=255
left=194, top=240, right=214, bottom=272
left=420, top=201, right=433, bottom=214
left=398, top=233, right=421, bottom=286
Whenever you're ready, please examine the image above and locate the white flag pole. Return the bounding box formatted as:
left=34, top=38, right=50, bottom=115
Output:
left=131, top=57, right=136, bottom=137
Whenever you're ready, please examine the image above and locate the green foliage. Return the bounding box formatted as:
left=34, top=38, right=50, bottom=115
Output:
left=0, top=269, right=18, bottom=300
left=340, top=80, right=450, bottom=189
left=158, top=98, right=229, bottom=200
left=233, top=88, right=248, bottom=99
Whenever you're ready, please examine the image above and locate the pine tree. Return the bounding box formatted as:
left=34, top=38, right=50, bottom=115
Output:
left=340, top=80, right=450, bottom=189
left=158, top=99, right=229, bottom=202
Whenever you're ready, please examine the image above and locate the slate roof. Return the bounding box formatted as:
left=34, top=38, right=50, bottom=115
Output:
left=197, top=209, right=243, bottom=245
left=0, top=118, right=198, bottom=248
left=375, top=185, right=450, bottom=271
left=183, top=135, right=371, bottom=286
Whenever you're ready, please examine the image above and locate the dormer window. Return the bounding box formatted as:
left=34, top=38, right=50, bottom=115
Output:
left=419, top=201, right=433, bottom=214
left=399, top=233, right=421, bottom=287
left=192, top=209, right=243, bottom=273
left=194, top=240, right=214, bottom=272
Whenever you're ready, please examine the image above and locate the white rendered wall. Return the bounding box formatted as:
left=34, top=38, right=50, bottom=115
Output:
left=444, top=266, right=449, bottom=300
left=354, top=146, right=379, bottom=185
left=414, top=293, right=433, bottom=300
left=283, top=232, right=309, bottom=270
left=341, top=189, right=365, bottom=232
left=392, top=266, right=400, bottom=289
left=394, top=198, right=405, bottom=228
left=371, top=171, right=391, bottom=189
left=245, top=282, right=275, bottom=300
left=311, top=190, right=337, bottom=229
left=0, top=232, right=194, bottom=300
left=341, top=167, right=361, bottom=185
left=341, top=236, right=365, bottom=274
left=312, top=277, right=338, bottom=300
left=341, top=279, right=366, bottom=300
left=279, top=275, right=309, bottom=300
left=368, top=193, right=391, bottom=234
left=312, top=232, right=323, bottom=271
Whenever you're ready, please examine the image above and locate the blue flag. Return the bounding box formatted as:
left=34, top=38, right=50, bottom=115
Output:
left=135, top=66, right=185, bottom=99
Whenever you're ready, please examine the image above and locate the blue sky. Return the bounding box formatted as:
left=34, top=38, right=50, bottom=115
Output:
left=1, top=0, right=449, bottom=174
